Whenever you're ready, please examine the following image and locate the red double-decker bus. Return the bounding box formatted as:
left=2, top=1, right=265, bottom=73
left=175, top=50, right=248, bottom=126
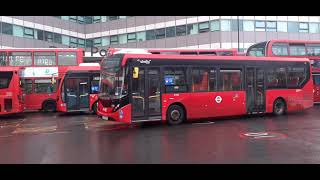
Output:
left=56, top=63, right=100, bottom=113
left=0, top=48, right=84, bottom=112
left=0, top=67, right=25, bottom=115
left=97, top=52, right=313, bottom=125
left=246, top=40, right=320, bottom=103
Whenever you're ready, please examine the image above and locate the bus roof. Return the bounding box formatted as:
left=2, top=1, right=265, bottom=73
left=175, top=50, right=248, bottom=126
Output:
left=147, top=48, right=237, bottom=52
left=267, top=39, right=320, bottom=44
left=0, top=48, right=83, bottom=52
left=120, top=53, right=310, bottom=66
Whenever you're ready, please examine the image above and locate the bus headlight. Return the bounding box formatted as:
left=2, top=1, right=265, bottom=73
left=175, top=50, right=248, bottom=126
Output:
left=119, top=110, right=124, bottom=119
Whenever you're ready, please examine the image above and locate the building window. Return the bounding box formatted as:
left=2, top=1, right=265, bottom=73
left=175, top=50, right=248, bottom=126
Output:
left=93, top=16, right=101, bottom=23
left=102, top=37, right=110, bottom=46
left=44, top=31, right=53, bottom=42
left=309, top=23, right=319, bottom=33
left=231, top=19, right=243, bottom=31
left=210, top=20, right=220, bottom=31
left=146, top=30, right=156, bottom=40
left=198, top=22, right=209, bottom=33
left=176, top=25, right=187, bottom=36
left=187, top=24, right=199, bottom=35
left=77, top=16, right=85, bottom=24
left=267, top=67, right=286, bottom=89
left=101, top=16, right=107, bottom=22
left=70, top=37, right=78, bottom=47
left=93, top=38, right=102, bottom=47
left=34, top=79, right=56, bottom=94
left=277, top=22, right=288, bottom=32
left=266, top=21, right=277, bottom=32
left=53, top=33, right=62, bottom=44
left=78, top=39, right=85, bottom=48
left=24, top=27, right=34, bottom=39
left=85, top=16, right=93, bottom=24
left=34, top=52, right=56, bottom=66
left=299, top=22, right=309, bottom=33
left=137, top=31, right=146, bottom=42
left=220, top=20, right=231, bottom=31
left=192, top=68, right=209, bottom=92
left=243, top=20, right=254, bottom=31
left=1, top=22, right=13, bottom=35
left=110, top=35, right=118, bottom=45
left=86, top=39, right=93, bottom=48
left=288, top=22, right=299, bottom=33
left=219, top=69, right=242, bottom=91
left=69, top=16, right=77, bottom=23
left=155, top=28, right=166, bottom=39
left=13, top=25, right=24, bottom=37
left=62, top=35, right=70, bottom=46
left=272, top=43, right=289, bottom=56
left=164, top=68, right=187, bottom=93
left=255, top=21, right=266, bottom=31
left=35, top=29, right=44, bottom=40
left=108, top=16, right=118, bottom=21
left=166, top=27, right=176, bottom=37
left=61, top=16, right=69, bottom=21
left=119, top=34, right=127, bottom=44
left=289, top=44, right=306, bottom=56
left=127, top=33, right=137, bottom=43
left=58, top=52, right=77, bottom=66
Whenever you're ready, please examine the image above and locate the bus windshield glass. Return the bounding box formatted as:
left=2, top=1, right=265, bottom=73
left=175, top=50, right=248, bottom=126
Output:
left=99, top=55, right=127, bottom=100
left=0, top=72, right=13, bottom=89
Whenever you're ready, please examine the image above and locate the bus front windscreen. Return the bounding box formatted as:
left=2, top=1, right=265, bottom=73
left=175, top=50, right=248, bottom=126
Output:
left=99, top=56, right=128, bottom=100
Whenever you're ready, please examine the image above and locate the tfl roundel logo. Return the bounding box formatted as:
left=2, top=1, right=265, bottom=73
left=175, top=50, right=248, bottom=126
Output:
left=215, top=96, right=222, bottom=103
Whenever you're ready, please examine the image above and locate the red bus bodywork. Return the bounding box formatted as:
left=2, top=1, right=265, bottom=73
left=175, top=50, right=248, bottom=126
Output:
left=0, top=48, right=84, bottom=111
left=246, top=40, right=320, bottom=103
left=56, top=65, right=100, bottom=113
left=97, top=54, right=313, bottom=124
left=0, top=67, right=24, bottom=115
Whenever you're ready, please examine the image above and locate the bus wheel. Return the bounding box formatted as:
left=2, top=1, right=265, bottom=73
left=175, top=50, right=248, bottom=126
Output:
left=43, top=101, right=56, bottom=112
left=273, top=98, right=286, bottom=116
left=92, top=102, right=98, bottom=114
left=166, top=105, right=185, bottom=125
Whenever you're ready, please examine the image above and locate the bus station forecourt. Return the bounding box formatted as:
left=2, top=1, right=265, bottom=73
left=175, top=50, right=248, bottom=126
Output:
left=0, top=41, right=320, bottom=163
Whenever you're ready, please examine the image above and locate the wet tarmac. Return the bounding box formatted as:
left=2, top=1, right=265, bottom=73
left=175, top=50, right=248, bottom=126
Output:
left=1, top=106, right=320, bottom=164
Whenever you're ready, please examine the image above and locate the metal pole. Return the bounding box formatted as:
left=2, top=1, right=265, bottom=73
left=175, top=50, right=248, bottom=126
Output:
left=237, top=16, right=240, bottom=52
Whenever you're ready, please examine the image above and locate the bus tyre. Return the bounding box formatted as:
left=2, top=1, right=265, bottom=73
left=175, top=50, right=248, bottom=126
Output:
left=43, top=101, right=56, bottom=112
left=273, top=99, right=286, bottom=116
left=92, top=102, right=98, bottom=114
left=166, top=105, right=185, bottom=125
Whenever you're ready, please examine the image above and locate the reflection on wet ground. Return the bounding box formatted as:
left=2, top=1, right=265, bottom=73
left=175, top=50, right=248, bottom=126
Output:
left=1, top=106, right=320, bottom=163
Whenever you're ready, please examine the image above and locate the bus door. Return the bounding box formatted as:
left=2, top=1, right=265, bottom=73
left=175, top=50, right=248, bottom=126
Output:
left=131, top=67, right=161, bottom=121
left=245, top=67, right=266, bottom=113
left=65, top=77, right=90, bottom=111
left=313, top=73, right=320, bottom=103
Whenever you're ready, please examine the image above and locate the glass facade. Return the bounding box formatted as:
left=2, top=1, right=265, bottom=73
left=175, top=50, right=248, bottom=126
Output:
left=1, top=17, right=320, bottom=49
